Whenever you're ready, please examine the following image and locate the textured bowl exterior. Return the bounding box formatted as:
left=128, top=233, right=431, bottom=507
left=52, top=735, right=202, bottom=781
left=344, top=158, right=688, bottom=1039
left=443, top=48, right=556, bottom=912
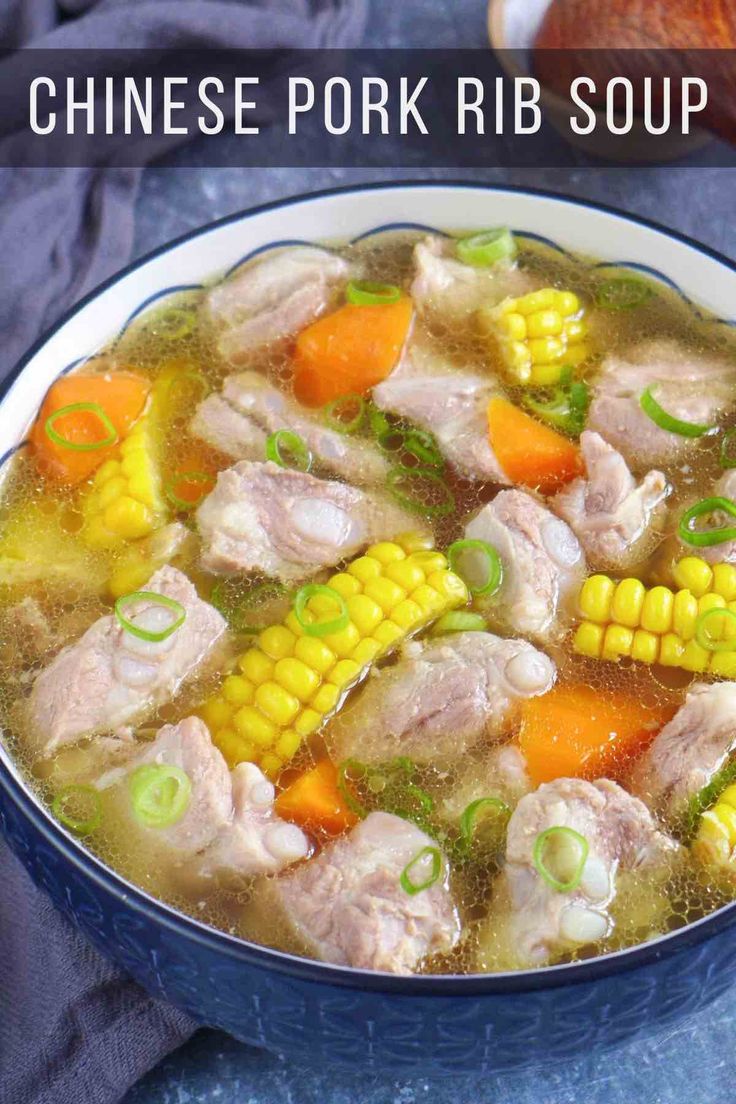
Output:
left=2, top=183, right=736, bottom=1074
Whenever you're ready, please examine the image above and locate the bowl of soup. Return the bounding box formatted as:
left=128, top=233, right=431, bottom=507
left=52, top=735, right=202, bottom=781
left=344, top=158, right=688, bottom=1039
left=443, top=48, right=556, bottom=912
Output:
left=2, top=182, right=736, bottom=1074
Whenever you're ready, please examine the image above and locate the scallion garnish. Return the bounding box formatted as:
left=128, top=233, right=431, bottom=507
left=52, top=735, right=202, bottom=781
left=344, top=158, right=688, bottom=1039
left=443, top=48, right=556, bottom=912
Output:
left=294, top=583, right=349, bottom=638
left=532, top=826, right=589, bottom=893
left=596, top=277, right=653, bottom=311
left=447, top=539, right=503, bottom=597
left=429, top=610, right=487, bottom=635
left=640, top=385, right=714, bottom=438
left=265, top=429, right=312, bottom=472
left=387, top=465, right=455, bottom=517
left=678, top=496, right=736, bottom=548
left=367, top=402, right=391, bottom=439
left=336, top=759, right=368, bottom=819
left=524, top=378, right=589, bottom=438
left=129, top=763, right=192, bottom=828
left=52, top=784, right=102, bottom=836
left=721, top=428, right=736, bottom=469
left=152, top=306, right=198, bottom=341
left=695, top=606, right=736, bottom=653
left=346, top=280, right=401, bottom=306
left=378, top=427, right=445, bottom=471
left=400, top=845, right=443, bottom=895
left=323, top=393, right=366, bottom=434
left=459, top=797, right=510, bottom=854
left=114, top=591, right=186, bottom=643
left=164, top=470, right=214, bottom=511
left=45, top=402, right=118, bottom=452
left=456, top=228, right=516, bottom=268
left=164, top=370, right=208, bottom=403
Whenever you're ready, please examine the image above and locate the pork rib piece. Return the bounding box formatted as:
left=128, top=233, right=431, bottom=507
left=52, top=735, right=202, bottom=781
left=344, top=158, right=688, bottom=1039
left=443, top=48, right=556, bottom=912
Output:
left=196, top=460, right=422, bottom=581
left=552, top=430, right=669, bottom=572
left=97, top=717, right=309, bottom=875
left=465, top=489, right=585, bottom=642
left=372, top=335, right=508, bottom=483
left=273, top=811, right=460, bottom=974
left=191, top=371, right=389, bottom=486
left=28, top=566, right=226, bottom=755
left=410, top=235, right=535, bottom=322
left=587, top=339, right=736, bottom=470
left=205, top=246, right=349, bottom=361
left=630, top=681, right=736, bottom=818
left=482, top=777, right=678, bottom=968
left=328, top=631, right=555, bottom=766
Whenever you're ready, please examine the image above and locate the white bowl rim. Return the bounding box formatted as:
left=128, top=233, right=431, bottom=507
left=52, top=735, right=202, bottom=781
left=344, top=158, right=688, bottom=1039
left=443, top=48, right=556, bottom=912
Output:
left=2, top=179, right=736, bottom=996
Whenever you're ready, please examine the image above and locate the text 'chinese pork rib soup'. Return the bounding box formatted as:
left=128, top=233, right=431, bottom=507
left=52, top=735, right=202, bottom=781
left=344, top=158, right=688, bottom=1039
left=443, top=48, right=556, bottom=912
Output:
left=5, top=225, right=736, bottom=976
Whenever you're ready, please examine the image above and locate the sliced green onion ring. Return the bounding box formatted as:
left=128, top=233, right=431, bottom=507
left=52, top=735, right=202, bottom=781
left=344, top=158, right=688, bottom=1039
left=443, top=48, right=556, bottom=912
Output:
left=346, top=280, right=401, bottom=306
left=114, top=591, right=186, bottom=642
left=323, top=394, right=366, bottom=434
left=400, top=845, right=443, bottom=895
left=459, top=796, right=510, bottom=852
left=164, top=470, right=214, bottom=511
left=52, top=784, right=102, bottom=836
left=129, top=763, right=192, bottom=828
left=678, top=496, right=736, bottom=548
left=294, top=583, right=349, bottom=638
left=45, top=402, right=118, bottom=452
left=721, top=428, right=736, bottom=469
left=456, top=228, right=516, bottom=268
left=685, top=756, right=736, bottom=836
left=367, top=402, right=391, bottom=439
left=447, top=539, right=503, bottom=597
left=532, top=826, right=589, bottom=893
left=524, top=379, right=589, bottom=437
left=404, top=429, right=445, bottom=470
left=596, top=277, right=654, bottom=311
left=430, top=611, right=487, bottom=635
left=265, top=429, right=312, bottom=472
left=337, top=759, right=368, bottom=819
left=695, top=606, right=736, bottom=653
left=388, top=465, right=455, bottom=517
left=640, top=385, right=714, bottom=439
left=165, top=370, right=208, bottom=403
left=152, top=306, right=198, bottom=341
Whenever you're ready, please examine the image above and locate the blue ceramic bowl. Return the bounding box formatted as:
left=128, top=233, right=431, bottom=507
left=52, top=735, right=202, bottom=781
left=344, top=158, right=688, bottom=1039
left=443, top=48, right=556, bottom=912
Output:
left=2, top=183, right=736, bottom=1075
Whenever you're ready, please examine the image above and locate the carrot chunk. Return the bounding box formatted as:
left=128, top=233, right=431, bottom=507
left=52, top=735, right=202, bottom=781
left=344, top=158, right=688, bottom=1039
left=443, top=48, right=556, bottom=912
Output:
left=293, top=297, right=413, bottom=407
left=518, top=683, right=674, bottom=785
left=31, top=371, right=150, bottom=485
left=487, top=396, right=582, bottom=494
left=275, top=759, right=359, bottom=836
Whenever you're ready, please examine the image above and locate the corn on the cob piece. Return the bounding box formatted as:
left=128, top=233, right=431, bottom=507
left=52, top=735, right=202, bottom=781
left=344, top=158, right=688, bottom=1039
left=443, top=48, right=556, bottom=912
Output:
left=574, top=563, right=736, bottom=677
left=479, top=287, right=590, bottom=387
left=83, top=413, right=167, bottom=549
left=693, top=783, right=736, bottom=869
left=198, top=537, right=469, bottom=779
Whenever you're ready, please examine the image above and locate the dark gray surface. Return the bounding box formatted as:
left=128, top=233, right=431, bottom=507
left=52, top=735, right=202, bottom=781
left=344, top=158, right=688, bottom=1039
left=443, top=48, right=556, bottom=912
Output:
left=122, top=2, right=736, bottom=1100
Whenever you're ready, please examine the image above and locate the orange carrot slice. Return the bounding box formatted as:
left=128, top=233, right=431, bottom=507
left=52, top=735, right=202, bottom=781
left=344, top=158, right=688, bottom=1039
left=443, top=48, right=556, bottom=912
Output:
left=275, top=759, right=359, bottom=836
left=293, top=297, right=413, bottom=407
left=487, top=396, right=582, bottom=494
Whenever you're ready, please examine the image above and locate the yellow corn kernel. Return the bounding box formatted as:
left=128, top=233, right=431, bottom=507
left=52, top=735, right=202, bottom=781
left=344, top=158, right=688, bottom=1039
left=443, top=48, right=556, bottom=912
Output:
left=384, top=559, right=425, bottom=592
left=500, top=311, right=527, bottom=340
left=95, top=459, right=121, bottom=484
left=329, top=572, right=363, bottom=599
left=372, top=621, right=404, bottom=650
left=720, top=785, right=736, bottom=811
left=631, top=629, right=659, bottom=665
left=673, top=556, right=713, bottom=598
left=555, top=290, right=580, bottom=315
left=255, top=681, right=300, bottom=726
left=321, top=621, right=361, bottom=658
left=529, top=336, right=565, bottom=365
left=233, top=705, right=277, bottom=747
left=680, top=639, right=710, bottom=673
left=97, top=476, right=127, bottom=509
left=411, top=584, right=448, bottom=616
left=348, top=556, right=382, bottom=583
left=273, top=657, right=321, bottom=702
left=366, top=541, right=406, bottom=565
left=284, top=610, right=307, bottom=638
left=293, top=636, right=336, bottom=675
left=602, top=624, right=634, bottom=662
left=713, top=563, right=736, bottom=601
left=563, top=317, right=586, bottom=343
left=707, top=804, right=736, bottom=845
left=260, top=753, right=283, bottom=780
left=564, top=342, right=591, bottom=368
left=658, top=633, right=685, bottom=667
left=327, top=659, right=361, bottom=690
left=258, top=625, right=296, bottom=660
left=108, top=560, right=155, bottom=599
left=673, top=589, right=698, bottom=641
left=239, top=649, right=275, bottom=684
left=698, top=592, right=727, bottom=622
left=396, top=530, right=434, bottom=555
left=311, top=683, right=341, bottom=714
left=294, top=708, right=322, bottom=737
left=216, top=729, right=254, bottom=770
left=518, top=288, right=557, bottom=314
left=308, top=591, right=345, bottom=618
left=222, top=675, right=255, bottom=707
left=351, top=638, right=383, bottom=666
left=391, top=598, right=424, bottom=630
left=709, top=651, right=736, bottom=679
left=640, top=586, right=674, bottom=634
left=200, top=697, right=234, bottom=731
left=346, top=594, right=385, bottom=635
left=104, top=497, right=153, bottom=541
left=363, top=577, right=405, bottom=614
left=526, top=310, right=562, bottom=339
left=409, top=550, right=447, bottom=574
left=275, top=730, right=301, bottom=762
left=529, top=362, right=565, bottom=386
left=579, top=575, right=615, bottom=623
left=611, top=578, right=646, bottom=628
left=427, top=570, right=468, bottom=605
left=573, top=621, right=604, bottom=658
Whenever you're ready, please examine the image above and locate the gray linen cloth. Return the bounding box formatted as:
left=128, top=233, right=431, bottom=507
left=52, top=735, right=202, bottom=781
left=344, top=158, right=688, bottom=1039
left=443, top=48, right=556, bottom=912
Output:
left=0, top=2, right=366, bottom=1102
